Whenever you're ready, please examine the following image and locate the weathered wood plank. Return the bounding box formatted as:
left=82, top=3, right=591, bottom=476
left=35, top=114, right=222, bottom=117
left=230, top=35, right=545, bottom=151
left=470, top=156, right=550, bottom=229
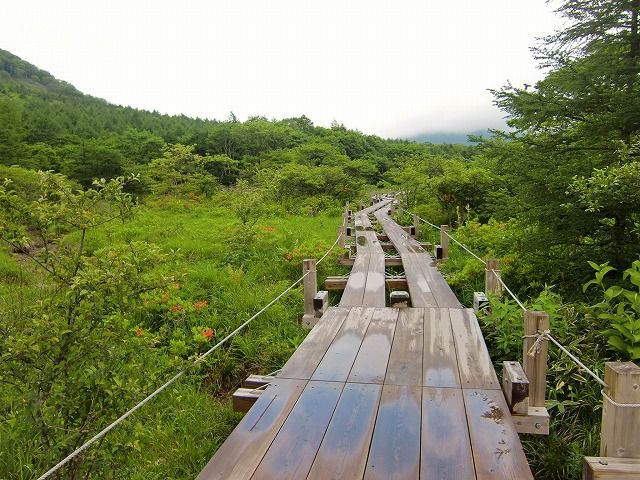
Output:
left=340, top=254, right=370, bottom=306
left=362, top=254, right=386, bottom=307
left=251, top=381, right=343, bottom=480
left=450, top=308, right=500, bottom=389
left=423, top=308, right=461, bottom=388
left=583, top=457, right=640, bottom=480
left=386, top=308, right=424, bottom=386
left=311, top=307, right=374, bottom=382
left=279, top=307, right=350, bottom=380
left=307, top=383, right=382, bottom=479
left=196, top=378, right=306, bottom=480
left=363, top=384, right=421, bottom=480
left=421, top=387, right=476, bottom=479
left=348, top=308, right=398, bottom=384
left=463, top=389, right=534, bottom=480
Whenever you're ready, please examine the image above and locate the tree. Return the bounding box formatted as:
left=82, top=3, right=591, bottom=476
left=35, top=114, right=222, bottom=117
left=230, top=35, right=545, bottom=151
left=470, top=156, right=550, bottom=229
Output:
left=0, top=173, right=177, bottom=479
left=488, top=0, right=640, bottom=284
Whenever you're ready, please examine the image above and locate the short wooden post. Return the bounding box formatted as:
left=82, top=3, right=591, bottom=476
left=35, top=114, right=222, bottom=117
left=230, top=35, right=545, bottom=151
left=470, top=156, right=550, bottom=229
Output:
left=600, top=362, right=640, bottom=458
left=485, top=258, right=503, bottom=297
left=523, top=311, right=549, bottom=408
left=302, top=259, right=317, bottom=329
left=413, top=213, right=420, bottom=239
left=440, top=225, right=449, bottom=260
left=391, top=201, right=397, bottom=216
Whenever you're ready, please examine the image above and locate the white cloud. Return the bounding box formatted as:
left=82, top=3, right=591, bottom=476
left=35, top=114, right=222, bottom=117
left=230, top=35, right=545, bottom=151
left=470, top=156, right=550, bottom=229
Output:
left=1, top=0, right=561, bottom=137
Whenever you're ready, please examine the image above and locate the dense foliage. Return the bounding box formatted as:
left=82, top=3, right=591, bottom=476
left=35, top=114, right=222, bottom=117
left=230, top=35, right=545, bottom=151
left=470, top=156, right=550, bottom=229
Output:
left=1, top=1, right=640, bottom=478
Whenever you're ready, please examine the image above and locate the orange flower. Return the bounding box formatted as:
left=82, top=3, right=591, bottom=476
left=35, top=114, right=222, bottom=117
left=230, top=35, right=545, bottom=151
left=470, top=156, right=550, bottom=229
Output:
left=172, top=283, right=180, bottom=290
left=170, top=304, right=183, bottom=312
left=135, top=327, right=144, bottom=337
left=285, top=253, right=293, bottom=261
left=194, top=300, right=209, bottom=311
left=202, top=328, right=215, bottom=340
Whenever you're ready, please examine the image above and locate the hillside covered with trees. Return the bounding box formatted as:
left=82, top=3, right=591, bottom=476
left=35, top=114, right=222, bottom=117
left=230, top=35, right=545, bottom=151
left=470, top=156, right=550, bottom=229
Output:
left=1, top=1, right=640, bottom=478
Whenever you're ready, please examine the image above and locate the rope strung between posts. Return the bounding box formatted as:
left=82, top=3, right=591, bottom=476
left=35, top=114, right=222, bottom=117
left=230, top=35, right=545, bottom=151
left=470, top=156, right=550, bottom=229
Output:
left=491, top=269, right=527, bottom=311
left=601, top=390, right=640, bottom=408
left=523, top=329, right=608, bottom=389
left=410, top=213, right=487, bottom=265
left=36, top=234, right=341, bottom=480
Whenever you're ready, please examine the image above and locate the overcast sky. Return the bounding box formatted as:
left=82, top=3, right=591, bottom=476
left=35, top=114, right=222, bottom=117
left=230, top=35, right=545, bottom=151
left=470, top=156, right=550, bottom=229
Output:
left=2, top=1, right=562, bottom=138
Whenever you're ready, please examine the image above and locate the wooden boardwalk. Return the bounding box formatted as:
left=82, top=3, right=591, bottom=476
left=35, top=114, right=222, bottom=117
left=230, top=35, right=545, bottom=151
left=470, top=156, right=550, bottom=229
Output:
left=197, top=201, right=534, bottom=480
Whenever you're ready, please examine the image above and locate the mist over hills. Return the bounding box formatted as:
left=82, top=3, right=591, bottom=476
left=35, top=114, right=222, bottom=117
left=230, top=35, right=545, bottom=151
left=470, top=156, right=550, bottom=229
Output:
left=407, top=129, right=492, bottom=145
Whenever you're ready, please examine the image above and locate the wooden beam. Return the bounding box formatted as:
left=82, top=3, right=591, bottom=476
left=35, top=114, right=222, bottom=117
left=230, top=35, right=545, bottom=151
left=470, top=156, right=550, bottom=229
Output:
left=523, top=311, right=549, bottom=407
left=583, top=457, right=640, bottom=480
left=512, top=406, right=550, bottom=435
left=485, top=258, right=502, bottom=297
left=502, top=361, right=529, bottom=415
left=232, top=388, right=263, bottom=413
left=302, top=259, right=318, bottom=329
left=244, top=375, right=273, bottom=389
left=600, top=362, right=640, bottom=458
left=440, top=225, right=449, bottom=260
left=326, top=276, right=407, bottom=290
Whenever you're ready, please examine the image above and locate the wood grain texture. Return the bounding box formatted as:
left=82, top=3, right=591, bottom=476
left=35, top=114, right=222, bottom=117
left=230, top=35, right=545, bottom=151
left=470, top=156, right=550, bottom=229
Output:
left=196, top=378, right=307, bottom=480
left=279, top=307, right=350, bottom=380
left=423, top=308, right=461, bottom=388
left=348, top=308, right=398, bottom=384
left=340, top=253, right=370, bottom=306
left=307, top=383, right=382, bottom=480
left=311, top=307, right=374, bottom=382
left=450, top=308, right=500, bottom=389
left=364, top=384, right=421, bottom=480
left=421, top=387, right=476, bottom=479
left=251, top=381, right=343, bottom=480
left=362, top=253, right=386, bottom=307
left=463, top=389, right=534, bottom=480
left=386, top=308, right=424, bottom=386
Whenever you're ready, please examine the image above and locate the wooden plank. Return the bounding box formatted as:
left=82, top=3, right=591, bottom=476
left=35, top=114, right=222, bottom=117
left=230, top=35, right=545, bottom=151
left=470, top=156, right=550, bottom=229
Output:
left=279, top=307, right=350, bottom=380
left=502, top=361, right=529, bottom=415
left=311, top=307, right=374, bottom=382
left=307, top=383, right=382, bottom=479
left=363, top=385, right=421, bottom=480
left=421, top=387, right=476, bottom=479
left=583, top=457, right=640, bottom=480
left=463, top=389, right=534, bottom=480
left=251, top=381, right=343, bottom=480
left=232, top=388, right=262, bottom=413
left=362, top=254, right=386, bottom=307
left=196, top=378, right=306, bottom=480
left=348, top=308, right=398, bottom=383
left=386, top=308, right=424, bottom=386
left=339, top=254, right=370, bottom=306
left=403, top=259, right=438, bottom=307
left=512, top=406, right=550, bottom=435
left=423, top=308, right=461, bottom=388
left=450, top=308, right=500, bottom=389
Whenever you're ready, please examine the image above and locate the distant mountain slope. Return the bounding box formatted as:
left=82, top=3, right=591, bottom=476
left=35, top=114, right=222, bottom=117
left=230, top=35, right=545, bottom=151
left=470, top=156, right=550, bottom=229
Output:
left=408, top=129, right=492, bottom=145
left=0, top=48, right=82, bottom=97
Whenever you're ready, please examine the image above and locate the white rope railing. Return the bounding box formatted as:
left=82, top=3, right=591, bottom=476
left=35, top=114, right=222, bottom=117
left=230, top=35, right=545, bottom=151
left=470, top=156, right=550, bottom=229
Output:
left=36, top=234, right=341, bottom=480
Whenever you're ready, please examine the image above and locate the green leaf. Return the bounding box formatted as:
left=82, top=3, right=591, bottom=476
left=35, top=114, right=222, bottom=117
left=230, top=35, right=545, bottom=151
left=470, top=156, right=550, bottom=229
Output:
left=607, top=335, right=628, bottom=354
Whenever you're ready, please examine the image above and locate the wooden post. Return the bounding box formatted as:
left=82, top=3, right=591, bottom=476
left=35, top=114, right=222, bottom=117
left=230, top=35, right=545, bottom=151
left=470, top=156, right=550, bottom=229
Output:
left=413, top=213, right=420, bottom=239
left=600, top=362, right=640, bottom=458
left=523, top=311, right=549, bottom=408
left=485, top=258, right=503, bottom=297
left=302, top=259, right=317, bottom=329
left=440, top=225, right=449, bottom=260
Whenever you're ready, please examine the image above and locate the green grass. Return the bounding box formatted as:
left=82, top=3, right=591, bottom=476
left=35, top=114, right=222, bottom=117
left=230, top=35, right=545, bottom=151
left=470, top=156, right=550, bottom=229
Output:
left=1, top=194, right=345, bottom=479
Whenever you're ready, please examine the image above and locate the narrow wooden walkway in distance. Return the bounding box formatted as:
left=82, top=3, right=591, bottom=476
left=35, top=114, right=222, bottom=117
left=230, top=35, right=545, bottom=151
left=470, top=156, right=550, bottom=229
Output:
left=339, top=201, right=390, bottom=307
left=197, top=199, right=533, bottom=480
left=374, top=207, right=461, bottom=308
